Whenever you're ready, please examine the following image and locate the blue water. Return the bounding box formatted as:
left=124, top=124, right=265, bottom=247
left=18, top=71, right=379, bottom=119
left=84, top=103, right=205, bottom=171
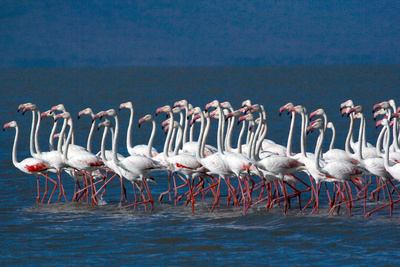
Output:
left=1, top=65, right=400, bottom=265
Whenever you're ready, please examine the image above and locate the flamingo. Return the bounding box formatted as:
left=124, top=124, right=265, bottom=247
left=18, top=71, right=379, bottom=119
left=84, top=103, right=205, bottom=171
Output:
left=365, top=117, right=400, bottom=217
left=245, top=104, right=307, bottom=213
left=310, top=108, right=358, bottom=164
left=94, top=119, right=155, bottom=207
left=188, top=106, right=234, bottom=212
left=101, top=108, right=164, bottom=210
left=288, top=105, right=336, bottom=213
left=307, top=118, right=369, bottom=216
left=3, top=121, right=58, bottom=204
left=120, top=101, right=159, bottom=157
left=22, top=104, right=68, bottom=202
left=206, top=100, right=257, bottom=212
left=162, top=118, right=204, bottom=212
left=54, top=112, right=104, bottom=204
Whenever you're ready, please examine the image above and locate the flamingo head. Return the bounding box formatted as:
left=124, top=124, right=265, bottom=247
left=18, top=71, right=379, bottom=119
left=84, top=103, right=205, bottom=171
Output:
left=51, top=104, right=66, bottom=113
left=353, top=113, right=363, bottom=120
left=307, top=118, right=323, bottom=134
left=78, top=108, right=94, bottom=119
left=373, top=109, right=386, bottom=120
left=3, top=121, right=17, bottom=131
left=279, top=102, right=294, bottom=116
left=161, top=119, right=170, bottom=129
left=41, top=110, right=54, bottom=119
left=138, top=114, right=153, bottom=128
left=242, top=99, right=252, bottom=107
left=97, top=118, right=113, bottom=131
left=226, top=109, right=243, bottom=120
left=373, top=101, right=390, bottom=113
left=187, top=106, right=201, bottom=118
left=94, top=109, right=117, bottom=120
left=91, top=111, right=105, bottom=121
left=245, top=104, right=261, bottom=113
left=174, top=99, right=187, bottom=108
left=340, top=99, right=354, bottom=110
left=348, top=105, right=363, bottom=116
left=172, top=106, right=181, bottom=114
left=17, top=103, right=32, bottom=112
left=341, top=107, right=350, bottom=117
left=22, top=104, right=39, bottom=115
left=190, top=114, right=201, bottom=126
left=209, top=109, right=219, bottom=120
left=155, top=105, right=171, bottom=117
left=238, top=113, right=254, bottom=124
left=309, top=108, right=324, bottom=120
left=326, top=122, right=334, bottom=129
left=54, top=112, right=71, bottom=122
left=288, top=105, right=303, bottom=115
left=391, top=112, right=400, bottom=120
left=119, top=101, right=133, bottom=111
left=205, top=100, right=219, bottom=112
left=220, top=101, right=232, bottom=109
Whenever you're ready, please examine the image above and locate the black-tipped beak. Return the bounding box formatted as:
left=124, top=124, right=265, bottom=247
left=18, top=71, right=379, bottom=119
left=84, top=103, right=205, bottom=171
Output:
left=138, top=123, right=141, bottom=128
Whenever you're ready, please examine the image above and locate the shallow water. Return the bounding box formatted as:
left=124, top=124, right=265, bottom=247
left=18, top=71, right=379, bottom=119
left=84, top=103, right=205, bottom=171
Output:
left=1, top=65, right=400, bottom=265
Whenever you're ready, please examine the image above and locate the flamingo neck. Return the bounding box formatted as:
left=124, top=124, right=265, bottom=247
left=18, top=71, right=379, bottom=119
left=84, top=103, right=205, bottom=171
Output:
left=126, top=106, right=134, bottom=153
left=146, top=119, right=156, bottom=157
left=356, top=114, right=365, bottom=161
left=376, top=125, right=386, bottom=157
left=202, top=114, right=211, bottom=157
left=300, top=110, right=307, bottom=158
left=237, top=119, right=246, bottom=154
left=174, top=124, right=183, bottom=156
left=255, top=119, right=267, bottom=156
left=62, top=120, right=73, bottom=162
left=163, top=112, right=174, bottom=158
left=215, top=106, right=224, bottom=154
left=34, top=110, right=42, bottom=155
left=345, top=113, right=355, bottom=156
left=57, top=117, right=68, bottom=153
left=169, top=127, right=176, bottom=153
left=111, top=115, right=120, bottom=164
left=182, top=105, right=189, bottom=145
left=86, top=117, right=96, bottom=153
left=314, top=127, right=325, bottom=172
left=383, top=124, right=391, bottom=170
left=11, top=124, right=20, bottom=167
left=329, top=124, right=336, bottom=150
left=286, top=111, right=296, bottom=156
left=251, top=112, right=264, bottom=161
left=100, top=125, right=109, bottom=162
left=49, top=116, right=58, bottom=151
left=29, top=110, right=36, bottom=157
left=177, top=110, right=184, bottom=147
left=196, top=111, right=206, bottom=160
left=225, top=107, right=235, bottom=152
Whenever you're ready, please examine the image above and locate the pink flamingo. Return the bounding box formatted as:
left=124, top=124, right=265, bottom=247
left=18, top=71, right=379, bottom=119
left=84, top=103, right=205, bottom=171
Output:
left=3, top=121, right=58, bottom=204
left=120, top=101, right=159, bottom=157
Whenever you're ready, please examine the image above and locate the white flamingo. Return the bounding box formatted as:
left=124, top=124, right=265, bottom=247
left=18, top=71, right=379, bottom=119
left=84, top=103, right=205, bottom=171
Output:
left=3, top=121, right=58, bottom=204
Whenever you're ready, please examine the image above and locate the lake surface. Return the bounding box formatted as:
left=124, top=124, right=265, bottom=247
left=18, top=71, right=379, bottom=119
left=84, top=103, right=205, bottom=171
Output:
left=1, top=65, right=400, bottom=265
